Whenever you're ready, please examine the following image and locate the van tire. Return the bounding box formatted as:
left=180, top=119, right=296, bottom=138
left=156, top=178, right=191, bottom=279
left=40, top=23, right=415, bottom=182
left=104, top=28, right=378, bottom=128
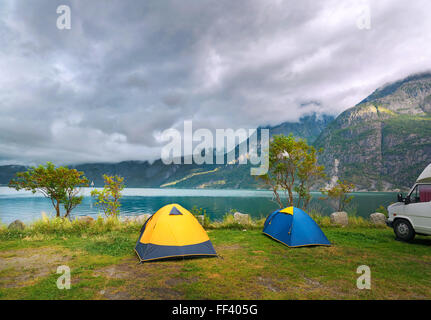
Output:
left=393, top=219, right=415, bottom=242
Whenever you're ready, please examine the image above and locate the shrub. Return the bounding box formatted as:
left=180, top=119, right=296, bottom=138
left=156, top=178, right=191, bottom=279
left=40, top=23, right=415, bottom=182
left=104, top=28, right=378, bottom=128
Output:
left=190, top=206, right=211, bottom=228
left=309, top=213, right=332, bottom=227
left=375, top=205, right=389, bottom=218
left=320, top=180, right=355, bottom=212
left=91, top=175, right=125, bottom=218
left=207, top=212, right=264, bottom=230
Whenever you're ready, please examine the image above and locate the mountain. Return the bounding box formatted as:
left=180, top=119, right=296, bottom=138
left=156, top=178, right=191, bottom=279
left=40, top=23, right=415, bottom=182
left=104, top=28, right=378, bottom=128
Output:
left=265, top=114, right=334, bottom=143
left=164, top=113, right=335, bottom=189
left=0, top=114, right=334, bottom=188
left=315, top=72, right=431, bottom=191
left=0, top=165, right=27, bottom=186
left=73, top=113, right=334, bottom=189
left=3, top=72, right=430, bottom=191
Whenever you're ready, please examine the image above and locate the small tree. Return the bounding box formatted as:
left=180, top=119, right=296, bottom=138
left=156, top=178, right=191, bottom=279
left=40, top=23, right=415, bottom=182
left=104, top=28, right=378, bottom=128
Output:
left=62, top=168, right=90, bottom=218
left=91, top=175, right=125, bottom=217
left=259, top=134, right=325, bottom=210
left=9, top=162, right=88, bottom=218
left=320, top=180, right=355, bottom=212
left=295, top=141, right=326, bottom=209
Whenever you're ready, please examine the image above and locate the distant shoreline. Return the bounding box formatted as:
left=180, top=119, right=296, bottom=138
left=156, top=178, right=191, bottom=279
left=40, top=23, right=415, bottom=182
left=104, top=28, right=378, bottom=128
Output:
left=0, top=185, right=402, bottom=193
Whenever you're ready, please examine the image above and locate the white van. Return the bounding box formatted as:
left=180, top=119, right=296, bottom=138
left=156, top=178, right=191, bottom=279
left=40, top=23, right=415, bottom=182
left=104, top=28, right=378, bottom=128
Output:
left=387, top=164, right=431, bottom=241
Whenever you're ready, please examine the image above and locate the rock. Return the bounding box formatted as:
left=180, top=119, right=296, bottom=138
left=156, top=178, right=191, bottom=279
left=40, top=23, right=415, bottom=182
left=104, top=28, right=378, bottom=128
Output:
left=77, top=216, right=95, bottom=223
left=134, top=214, right=151, bottom=224
left=197, top=215, right=205, bottom=226
left=120, top=216, right=135, bottom=223
left=122, top=214, right=151, bottom=224
left=233, top=212, right=250, bottom=225
left=120, top=216, right=130, bottom=223
left=8, top=220, right=25, bottom=231
left=370, top=212, right=386, bottom=226
left=330, top=212, right=349, bottom=226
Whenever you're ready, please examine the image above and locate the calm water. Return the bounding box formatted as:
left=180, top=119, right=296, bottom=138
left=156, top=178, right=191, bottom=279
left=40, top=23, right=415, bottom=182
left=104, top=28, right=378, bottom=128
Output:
left=0, top=187, right=397, bottom=224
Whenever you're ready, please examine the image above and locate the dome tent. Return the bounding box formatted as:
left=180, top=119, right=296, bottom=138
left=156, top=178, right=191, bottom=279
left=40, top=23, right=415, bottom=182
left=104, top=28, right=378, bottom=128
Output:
left=135, top=204, right=217, bottom=262
left=263, top=206, right=331, bottom=247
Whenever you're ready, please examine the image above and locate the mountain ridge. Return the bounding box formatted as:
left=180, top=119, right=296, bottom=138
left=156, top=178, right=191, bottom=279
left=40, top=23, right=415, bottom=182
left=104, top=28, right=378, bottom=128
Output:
left=315, top=72, right=431, bottom=191
left=0, top=113, right=333, bottom=188
left=2, top=72, right=430, bottom=191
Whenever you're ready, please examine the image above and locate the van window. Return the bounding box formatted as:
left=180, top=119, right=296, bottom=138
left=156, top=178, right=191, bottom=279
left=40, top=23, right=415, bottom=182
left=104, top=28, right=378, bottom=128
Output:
left=419, top=185, right=431, bottom=203
left=410, top=186, right=420, bottom=203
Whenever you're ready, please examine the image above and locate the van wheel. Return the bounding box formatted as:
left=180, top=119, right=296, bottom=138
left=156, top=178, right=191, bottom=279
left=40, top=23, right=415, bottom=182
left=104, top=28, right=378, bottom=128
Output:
left=393, top=219, right=415, bottom=242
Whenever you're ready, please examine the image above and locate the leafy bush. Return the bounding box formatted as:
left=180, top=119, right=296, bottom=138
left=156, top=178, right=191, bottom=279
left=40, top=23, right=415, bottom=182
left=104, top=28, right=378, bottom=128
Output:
left=320, top=180, right=355, bottom=211
left=91, top=175, right=125, bottom=217
left=375, top=205, right=389, bottom=217
left=308, top=213, right=332, bottom=227
left=207, top=213, right=265, bottom=230
left=190, top=206, right=211, bottom=228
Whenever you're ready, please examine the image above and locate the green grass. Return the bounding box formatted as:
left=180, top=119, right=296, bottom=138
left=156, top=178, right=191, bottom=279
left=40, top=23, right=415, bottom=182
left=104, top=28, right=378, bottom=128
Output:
left=1, top=217, right=430, bottom=300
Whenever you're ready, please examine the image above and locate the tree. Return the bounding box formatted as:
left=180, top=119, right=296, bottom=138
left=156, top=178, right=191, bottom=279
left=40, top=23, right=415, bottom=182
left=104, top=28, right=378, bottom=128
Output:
left=294, top=140, right=326, bottom=209
left=320, top=180, right=355, bottom=211
left=61, top=167, right=90, bottom=218
left=9, top=162, right=88, bottom=218
left=91, top=175, right=125, bottom=217
left=259, top=134, right=326, bottom=210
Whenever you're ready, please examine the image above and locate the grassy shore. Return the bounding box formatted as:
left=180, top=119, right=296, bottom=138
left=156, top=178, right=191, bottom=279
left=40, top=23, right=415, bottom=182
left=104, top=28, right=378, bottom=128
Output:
left=0, top=217, right=430, bottom=300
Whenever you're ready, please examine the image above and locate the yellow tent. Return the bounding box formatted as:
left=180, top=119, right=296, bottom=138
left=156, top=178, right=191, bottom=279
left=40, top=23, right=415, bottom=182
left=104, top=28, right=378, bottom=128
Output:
left=135, top=204, right=217, bottom=262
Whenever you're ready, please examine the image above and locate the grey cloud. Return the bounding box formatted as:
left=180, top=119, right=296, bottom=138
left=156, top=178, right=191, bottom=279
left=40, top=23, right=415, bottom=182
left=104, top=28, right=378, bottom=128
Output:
left=0, top=0, right=431, bottom=164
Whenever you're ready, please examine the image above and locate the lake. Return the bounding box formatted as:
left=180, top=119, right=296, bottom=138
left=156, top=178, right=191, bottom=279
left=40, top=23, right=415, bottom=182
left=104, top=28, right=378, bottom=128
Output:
left=0, top=187, right=397, bottom=225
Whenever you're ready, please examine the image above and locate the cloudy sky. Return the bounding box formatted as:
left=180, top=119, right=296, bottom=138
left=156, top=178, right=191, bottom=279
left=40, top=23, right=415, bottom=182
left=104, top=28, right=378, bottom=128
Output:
left=0, top=0, right=430, bottom=165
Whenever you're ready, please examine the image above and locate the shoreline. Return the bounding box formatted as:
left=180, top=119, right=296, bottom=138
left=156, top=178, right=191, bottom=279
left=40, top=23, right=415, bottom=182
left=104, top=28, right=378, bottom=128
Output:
left=0, top=185, right=402, bottom=192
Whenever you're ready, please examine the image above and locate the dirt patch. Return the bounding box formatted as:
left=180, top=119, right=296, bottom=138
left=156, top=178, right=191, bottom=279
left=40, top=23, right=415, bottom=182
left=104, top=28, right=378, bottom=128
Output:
left=165, top=277, right=198, bottom=287
left=303, top=276, right=323, bottom=288
left=99, top=288, right=132, bottom=300
left=93, top=258, right=181, bottom=280
left=94, top=264, right=142, bottom=280
left=257, top=276, right=281, bottom=292
left=0, top=247, right=72, bottom=288
left=147, top=287, right=183, bottom=299
left=93, top=258, right=193, bottom=300
left=215, top=244, right=242, bottom=251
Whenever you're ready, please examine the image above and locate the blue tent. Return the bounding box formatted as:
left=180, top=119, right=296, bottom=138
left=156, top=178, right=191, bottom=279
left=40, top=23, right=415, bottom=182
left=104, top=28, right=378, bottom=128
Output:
left=263, top=207, right=331, bottom=247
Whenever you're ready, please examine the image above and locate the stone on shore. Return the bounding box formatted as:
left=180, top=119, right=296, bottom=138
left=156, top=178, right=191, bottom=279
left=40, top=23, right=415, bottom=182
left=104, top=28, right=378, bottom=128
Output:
left=77, top=216, right=95, bottom=223
left=197, top=215, right=205, bottom=226
left=370, top=212, right=386, bottom=226
left=8, top=220, right=25, bottom=231
left=234, top=212, right=250, bottom=225
left=330, top=212, right=349, bottom=226
left=121, top=214, right=151, bottom=224
left=135, top=214, right=151, bottom=224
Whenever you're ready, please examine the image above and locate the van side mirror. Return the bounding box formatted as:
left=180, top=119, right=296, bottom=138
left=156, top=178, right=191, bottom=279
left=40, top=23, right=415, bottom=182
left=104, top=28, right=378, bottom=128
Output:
left=405, top=195, right=411, bottom=205
left=397, top=193, right=403, bottom=202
